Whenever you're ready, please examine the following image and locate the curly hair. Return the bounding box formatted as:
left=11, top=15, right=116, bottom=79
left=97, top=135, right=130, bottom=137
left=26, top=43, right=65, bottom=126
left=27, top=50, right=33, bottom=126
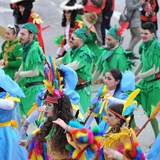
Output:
left=17, top=1, right=33, bottom=24
left=109, top=104, right=132, bottom=132
left=35, top=93, right=74, bottom=154
left=61, top=10, right=78, bottom=28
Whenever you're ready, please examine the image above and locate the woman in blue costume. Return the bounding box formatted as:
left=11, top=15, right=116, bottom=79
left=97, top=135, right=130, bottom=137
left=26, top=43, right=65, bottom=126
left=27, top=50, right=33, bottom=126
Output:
left=85, top=69, right=135, bottom=132
left=0, top=69, right=27, bottom=160
left=20, top=62, right=85, bottom=134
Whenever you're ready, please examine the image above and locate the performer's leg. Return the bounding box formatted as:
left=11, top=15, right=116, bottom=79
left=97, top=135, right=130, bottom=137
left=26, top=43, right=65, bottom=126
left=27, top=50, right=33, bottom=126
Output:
left=150, top=118, right=159, bottom=138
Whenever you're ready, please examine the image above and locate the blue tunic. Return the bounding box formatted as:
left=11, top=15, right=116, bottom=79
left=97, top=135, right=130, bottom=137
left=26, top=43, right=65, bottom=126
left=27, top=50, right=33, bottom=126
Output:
left=0, top=92, right=27, bottom=160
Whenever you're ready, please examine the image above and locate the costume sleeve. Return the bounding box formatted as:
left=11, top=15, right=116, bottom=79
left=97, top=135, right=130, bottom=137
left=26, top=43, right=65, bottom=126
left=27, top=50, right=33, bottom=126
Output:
left=0, top=42, right=5, bottom=60
left=95, top=53, right=104, bottom=73
left=27, top=109, right=40, bottom=124
left=91, top=0, right=103, bottom=7
left=138, top=65, right=159, bottom=79
left=19, top=66, right=39, bottom=78
left=0, top=99, right=15, bottom=110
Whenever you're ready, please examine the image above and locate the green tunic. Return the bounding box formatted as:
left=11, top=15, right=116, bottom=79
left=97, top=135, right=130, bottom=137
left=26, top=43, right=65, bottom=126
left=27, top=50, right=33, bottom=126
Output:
left=96, top=45, right=134, bottom=76
left=62, top=44, right=95, bottom=113
left=136, top=38, right=160, bottom=116
left=0, top=38, right=22, bottom=79
left=19, top=41, right=45, bottom=115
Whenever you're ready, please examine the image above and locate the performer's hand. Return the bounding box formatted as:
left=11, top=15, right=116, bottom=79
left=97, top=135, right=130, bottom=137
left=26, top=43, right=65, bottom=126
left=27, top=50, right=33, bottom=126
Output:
left=104, top=148, right=123, bottom=159
left=18, top=140, right=26, bottom=147
left=37, top=105, right=46, bottom=112
left=0, top=59, right=4, bottom=66
left=52, top=118, right=68, bottom=130
left=104, top=148, right=115, bottom=158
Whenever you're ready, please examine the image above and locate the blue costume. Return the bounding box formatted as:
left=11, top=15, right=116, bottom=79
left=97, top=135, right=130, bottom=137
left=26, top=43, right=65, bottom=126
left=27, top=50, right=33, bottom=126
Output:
left=0, top=70, right=27, bottom=160
left=85, top=71, right=135, bottom=132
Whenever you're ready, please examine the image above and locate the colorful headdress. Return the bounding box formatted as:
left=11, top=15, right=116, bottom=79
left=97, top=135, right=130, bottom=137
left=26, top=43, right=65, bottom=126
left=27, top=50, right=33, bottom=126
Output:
left=107, top=22, right=129, bottom=41
left=60, top=0, right=83, bottom=11
left=108, top=89, right=140, bottom=122
left=43, top=56, right=63, bottom=104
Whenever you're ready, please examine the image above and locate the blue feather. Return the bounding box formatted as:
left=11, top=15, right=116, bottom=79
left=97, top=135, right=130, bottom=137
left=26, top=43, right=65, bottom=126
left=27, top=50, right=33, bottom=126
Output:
left=69, top=120, right=84, bottom=129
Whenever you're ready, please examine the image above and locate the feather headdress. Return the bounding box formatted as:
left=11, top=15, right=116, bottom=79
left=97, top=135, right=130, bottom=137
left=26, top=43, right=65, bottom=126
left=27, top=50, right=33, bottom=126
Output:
left=43, top=56, right=63, bottom=101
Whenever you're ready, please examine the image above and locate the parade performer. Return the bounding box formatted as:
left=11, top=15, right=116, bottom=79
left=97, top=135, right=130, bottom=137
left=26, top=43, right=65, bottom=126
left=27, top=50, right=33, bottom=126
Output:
left=14, top=22, right=45, bottom=116
left=85, top=69, right=135, bottom=132
left=0, top=24, right=22, bottom=80
left=0, top=69, right=27, bottom=160
left=19, top=57, right=74, bottom=160
left=55, top=0, right=84, bottom=58
left=92, top=22, right=135, bottom=84
left=56, top=28, right=95, bottom=113
left=20, top=61, right=86, bottom=134
left=53, top=100, right=146, bottom=160
left=10, top=0, right=46, bottom=53
left=134, top=22, right=160, bottom=138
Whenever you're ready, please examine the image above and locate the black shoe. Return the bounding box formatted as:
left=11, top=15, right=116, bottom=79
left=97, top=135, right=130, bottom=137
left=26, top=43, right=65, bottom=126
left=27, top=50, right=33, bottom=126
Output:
left=130, top=56, right=139, bottom=59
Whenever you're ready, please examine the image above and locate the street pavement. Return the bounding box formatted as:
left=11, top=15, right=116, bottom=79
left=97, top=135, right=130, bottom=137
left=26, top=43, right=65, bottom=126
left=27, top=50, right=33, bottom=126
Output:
left=0, top=0, right=160, bottom=153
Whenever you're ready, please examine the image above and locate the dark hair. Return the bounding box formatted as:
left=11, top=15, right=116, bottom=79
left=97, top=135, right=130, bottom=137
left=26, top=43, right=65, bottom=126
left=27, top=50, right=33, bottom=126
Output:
left=108, top=69, right=122, bottom=94
left=109, top=104, right=132, bottom=132
left=17, top=1, right=33, bottom=24
left=141, top=22, right=156, bottom=33
left=35, top=93, right=73, bottom=154
left=61, top=10, right=78, bottom=28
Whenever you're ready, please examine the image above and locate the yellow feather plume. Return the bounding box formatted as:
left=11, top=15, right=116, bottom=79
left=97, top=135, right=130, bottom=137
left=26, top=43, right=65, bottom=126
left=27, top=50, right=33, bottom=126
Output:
left=122, top=89, right=140, bottom=115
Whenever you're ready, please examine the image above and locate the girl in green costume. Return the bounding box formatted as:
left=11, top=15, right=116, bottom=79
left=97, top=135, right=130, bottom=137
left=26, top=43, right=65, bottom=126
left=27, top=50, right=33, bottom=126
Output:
left=0, top=24, right=22, bottom=80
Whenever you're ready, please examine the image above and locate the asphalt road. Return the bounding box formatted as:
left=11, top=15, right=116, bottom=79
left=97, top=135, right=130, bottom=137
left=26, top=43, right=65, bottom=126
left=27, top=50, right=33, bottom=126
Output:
left=0, top=0, right=160, bottom=154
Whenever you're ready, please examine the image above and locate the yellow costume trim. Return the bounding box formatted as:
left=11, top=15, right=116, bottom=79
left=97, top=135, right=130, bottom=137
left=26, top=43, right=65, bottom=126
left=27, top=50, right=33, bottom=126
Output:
left=31, top=13, right=43, bottom=24
left=4, top=61, right=8, bottom=67
left=72, top=104, right=85, bottom=120
left=3, top=93, right=20, bottom=109
left=91, top=112, right=98, bottom=117
left=27, top=102, right=37, bottom=117
left=4, top=43, right=18, bottom=54
left=102, top=115, right=107, bottom=121
left=0, top=119, right=18, bottom=130
left=16, top=56, right=22, bottom=59
left=102, top=127, right=132, bottom=148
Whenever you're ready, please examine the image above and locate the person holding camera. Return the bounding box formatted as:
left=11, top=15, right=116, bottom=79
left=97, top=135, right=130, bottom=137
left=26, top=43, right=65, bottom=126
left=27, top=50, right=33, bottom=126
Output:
left=141, top=0, right=159, bottom=39
left=125, top=0, right=145, bottom=57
